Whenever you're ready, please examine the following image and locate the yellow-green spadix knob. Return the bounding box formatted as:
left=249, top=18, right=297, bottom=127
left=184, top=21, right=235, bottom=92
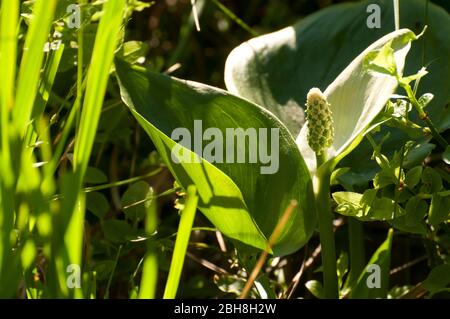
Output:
left=305, top=88, right=334, bottom=156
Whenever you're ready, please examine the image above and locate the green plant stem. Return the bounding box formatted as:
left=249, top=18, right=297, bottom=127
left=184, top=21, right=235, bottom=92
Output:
left=138, top=192, right=158, bottom=299
left=104, top=245, right=122, bottom=299
left=83, top=168, right=164, bottom=193
left=402, top=84, right=448, bottom=149
left=316, top=152, right=327, bottom=168
left=348, top=218, right=365, bottom=286
left=210, top=0, right=258, bottom=36
left=315, top=154, right=339, bottom=299
left=167, top=0, right=205, bottom=68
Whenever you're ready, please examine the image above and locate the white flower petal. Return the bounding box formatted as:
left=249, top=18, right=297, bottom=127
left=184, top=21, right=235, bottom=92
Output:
left=297, top=29, right=417, bottom=173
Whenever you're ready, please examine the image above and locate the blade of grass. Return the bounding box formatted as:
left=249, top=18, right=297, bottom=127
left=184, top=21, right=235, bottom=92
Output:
left=13, top=0, right=57, bottom=135
left=210, top=0, right=258, bottom=36
left=74, top=0, right=87, bottom=155
left=63, top=0, right=126, bottom=298
left=0, top=0, right=18, bottom=168
left=49, top=73, right=88, bottom=176
left=0, top=0, right=19, bottom=298
left=0, top=0, right=18, bottom=140
left=73, top=0, right=126, bottom=179
left=25, top=44, right=65, bottom=146
left=104, top=245, right=123, bottom=299
left=163, top=185, right=198, bottom=299
left=138, top=193, right=158, bottom=299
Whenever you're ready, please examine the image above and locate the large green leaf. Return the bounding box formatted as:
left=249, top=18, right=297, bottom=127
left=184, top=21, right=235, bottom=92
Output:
left=225, top=0, right=450, bottom=134
left=115, top=59, right=316, bottom=256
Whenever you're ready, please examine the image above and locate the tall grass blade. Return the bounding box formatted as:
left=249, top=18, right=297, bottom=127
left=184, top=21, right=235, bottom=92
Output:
left=26, top=44, right=65, bottom=145
left=13, top=0, right=57, bottom=135
left=60, top=0, right=126, bottom=298
left=73, top=0, right=126, bottom=179
left=0, top=0, right=19, bottom=298
left=163, top=186, right=198, bottom=299
left=138, top=194, right=158, bottom=299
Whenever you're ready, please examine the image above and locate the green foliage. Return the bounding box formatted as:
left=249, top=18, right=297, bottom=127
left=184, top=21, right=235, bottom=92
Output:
left=422, top=264, right=450, bottom=296
left=0, top=0, right=448, bottom=300
left=121, top=181, right=153, bottom=222
left=225, top=0, right=450, bottom=135
left=350, top=229, right=394, bottom=299
left=86, top=192, right=109, bottom=219
left=115, top=58, right=316, bottom=256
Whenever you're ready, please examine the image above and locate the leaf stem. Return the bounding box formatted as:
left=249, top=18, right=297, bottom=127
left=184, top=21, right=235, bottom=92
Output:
left=83, top=168, right=163, bottom=193
left=104, top=245, right=122, bottom=299
left=402, top=84, right=448, bottom=149
left=348, top=218, right=365, bottom=286
left=210, top=0, right=258, bottom=37
left=315, top=155, right=339, bottom=299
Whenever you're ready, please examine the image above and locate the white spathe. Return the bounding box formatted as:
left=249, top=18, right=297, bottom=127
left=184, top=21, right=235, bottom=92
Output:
left=296, top=29, right=416, bottom=173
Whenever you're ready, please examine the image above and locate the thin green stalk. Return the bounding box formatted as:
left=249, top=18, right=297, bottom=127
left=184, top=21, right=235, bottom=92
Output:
left=25, top=43, right=65, bottom=147
left=422, top=0, right=429, bottom=66
left=138, top=192, right=158, bottom=299
left=402, top=84, right=448, bottom=149
left=48, top=73, right=88, bottom=176
left=348, top=218, right=365, bottom=286
left=49, top=169, right=171, bottom=203
left=74, top=0, right=86, bottom=148
left=83, top=168, right=164, bottom=193
left=104, top=245, right=123, bottom=299
left=315, top=156, right=339, bottom=299
left=167, top=0, right=205, bottom=68
left=122, top=187, right=178, bottom=210
left=163, top=186, right=199, bottom=299
left=210, top=0, right=258, bottom=36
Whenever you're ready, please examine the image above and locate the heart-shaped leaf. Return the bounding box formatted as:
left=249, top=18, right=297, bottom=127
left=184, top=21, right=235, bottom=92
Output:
left=115, top=59, right=316, bottom=256
left=225, top=0, right=450, bottom=133
left=121, top=181, right=153, bottom=222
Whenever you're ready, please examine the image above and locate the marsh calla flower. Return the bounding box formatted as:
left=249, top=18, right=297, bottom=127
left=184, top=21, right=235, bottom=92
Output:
left=296, top=29, right=418, bottom=174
